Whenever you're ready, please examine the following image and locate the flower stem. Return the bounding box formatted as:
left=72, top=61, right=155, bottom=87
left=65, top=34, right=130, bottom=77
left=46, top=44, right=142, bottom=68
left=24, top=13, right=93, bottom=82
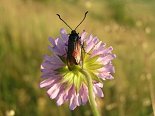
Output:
left=80, top=69, right=100, bottom=116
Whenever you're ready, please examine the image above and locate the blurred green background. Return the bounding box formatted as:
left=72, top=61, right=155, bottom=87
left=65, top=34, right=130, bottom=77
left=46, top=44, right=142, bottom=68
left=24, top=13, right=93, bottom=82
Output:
left=0, top=0, right=155, bottom=116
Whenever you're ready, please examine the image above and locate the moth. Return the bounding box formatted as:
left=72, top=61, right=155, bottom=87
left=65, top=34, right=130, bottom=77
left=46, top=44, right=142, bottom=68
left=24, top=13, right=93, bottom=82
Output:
left=57, top=11, right=88, bottom=70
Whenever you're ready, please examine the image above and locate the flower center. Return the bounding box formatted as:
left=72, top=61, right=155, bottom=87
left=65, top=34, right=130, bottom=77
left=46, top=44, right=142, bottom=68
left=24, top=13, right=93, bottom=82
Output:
left=56, top=52, right=103, bottom=92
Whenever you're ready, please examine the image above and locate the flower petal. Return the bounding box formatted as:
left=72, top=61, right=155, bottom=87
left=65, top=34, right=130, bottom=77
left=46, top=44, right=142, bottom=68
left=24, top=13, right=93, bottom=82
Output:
left=60, top=28, right=68, bottom=43
left=86, top=34, right=93, bottom=45
left=44, top=55, right=64, bottom=65
left=76, top=93, right=81, bottom=106
left=47, top=83, right=59, bottom=97
left=93, top=83, right=104, bottom=97
left=40, top=77, right=59, bottom=88
left=56, top=92, right=65, bottom=106
left=97, top=54, right=116, bottom=65
left=79, top=84, right=88, bottom=105
left=80, top=31, right=87, bottom=43
left=49, top=37, right=55, bottom=46
left=98, top=72, right=114, bottom=80
left=97, top=64, right=115, bottom=73
left=85, top=37, right=99, bottom=53
left=69, top=94, right=78, bottom=110
left=91, top=42, right=106, bottom=57
left=50, top=86, right=61, bottom=99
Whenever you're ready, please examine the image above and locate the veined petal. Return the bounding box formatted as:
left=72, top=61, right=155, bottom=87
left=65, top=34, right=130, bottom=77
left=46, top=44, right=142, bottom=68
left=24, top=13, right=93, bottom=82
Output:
left=79, top=84, right=88, bottom=105
left=47, top=83, right=60, bottom=96
left=41, top=73, right=57, bottom=78
left=98, top=72, right=114, bottom=80
left=93, top=46, right=113, bottom=57
left=56, top=85, right=67, bottom=105
left=93, top=83, right=104, bottom=97
left=60, top=28, right=68, bottom=43
left=40, top=78, right=56, bottom=88
left=91, top=42, right=106, bottom=57
left=97, top=64, right=115, bottom=73
left=69, top=94, right=78, bottom=110
left=96, top=54, right=116, bottom=65
left=86, top=34, right=93, bottom=45
left=50, top=84, right=61, bottom=99
left=76, top=93, right=82, bottom=106
left=80, top=31, right=87, bottom=43
left=42, top=61, right=63, bottom=70
left=56, top=92, right=65, bottom=106
left=43, top=55, right=64, bottom=65
left=49, top=37, right=55, bottom=46
left=85, top=37, right=99, bottom=53
left=66, top=85, right=75, bottom=100
left=48, top=45, right=62, bottom=55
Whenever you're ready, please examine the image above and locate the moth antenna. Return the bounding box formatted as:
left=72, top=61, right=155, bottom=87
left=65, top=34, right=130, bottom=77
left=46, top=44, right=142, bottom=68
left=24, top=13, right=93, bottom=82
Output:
left=74, top=11, right=88, bottom=30
left=56, top=14, right=73, bottom=30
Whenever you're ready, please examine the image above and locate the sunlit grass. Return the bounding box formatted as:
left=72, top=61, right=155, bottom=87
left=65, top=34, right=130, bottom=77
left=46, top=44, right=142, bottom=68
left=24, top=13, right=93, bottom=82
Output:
left=0, top=0, right=155, bottom=116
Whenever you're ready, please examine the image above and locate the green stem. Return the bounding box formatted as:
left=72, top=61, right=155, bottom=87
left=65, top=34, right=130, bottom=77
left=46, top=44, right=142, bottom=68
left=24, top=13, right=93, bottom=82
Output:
left=80, top=69, right=100, bottom=116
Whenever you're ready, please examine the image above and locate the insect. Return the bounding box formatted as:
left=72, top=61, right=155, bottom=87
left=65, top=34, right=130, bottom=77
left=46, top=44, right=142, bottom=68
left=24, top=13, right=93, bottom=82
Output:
left=57, top=11, right=88, bottom=70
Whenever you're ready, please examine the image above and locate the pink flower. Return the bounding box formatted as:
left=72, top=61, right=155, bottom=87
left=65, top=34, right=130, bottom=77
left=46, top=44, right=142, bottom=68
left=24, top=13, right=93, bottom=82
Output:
left=40, top=28, right=116, bottom=110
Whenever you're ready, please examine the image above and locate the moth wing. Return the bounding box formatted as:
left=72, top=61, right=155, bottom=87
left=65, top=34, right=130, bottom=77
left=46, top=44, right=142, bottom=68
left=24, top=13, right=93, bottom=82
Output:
left=72, top=40, right=82, bottom=64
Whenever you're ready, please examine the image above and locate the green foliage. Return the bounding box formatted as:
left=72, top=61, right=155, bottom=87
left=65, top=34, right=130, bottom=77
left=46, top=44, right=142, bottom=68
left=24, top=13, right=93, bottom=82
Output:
left=0, top=0, right=155, bottom=116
